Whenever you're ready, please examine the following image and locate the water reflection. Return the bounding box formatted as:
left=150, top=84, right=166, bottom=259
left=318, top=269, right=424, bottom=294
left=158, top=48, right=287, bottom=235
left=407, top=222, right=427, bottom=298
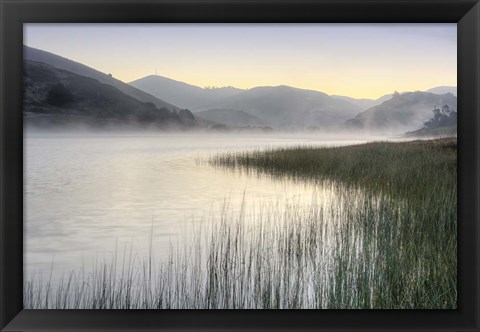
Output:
left=24, top=133, right=372, bottom=278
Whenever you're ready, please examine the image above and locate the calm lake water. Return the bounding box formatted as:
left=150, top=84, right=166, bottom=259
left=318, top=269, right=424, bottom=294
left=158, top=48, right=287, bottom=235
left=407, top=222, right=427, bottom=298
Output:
left=24, top=132, right=380, bottom=279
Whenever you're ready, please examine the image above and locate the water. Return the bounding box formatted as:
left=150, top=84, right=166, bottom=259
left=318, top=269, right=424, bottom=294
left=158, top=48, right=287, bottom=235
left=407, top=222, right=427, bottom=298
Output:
left=24, top=132, right=374, bottom=279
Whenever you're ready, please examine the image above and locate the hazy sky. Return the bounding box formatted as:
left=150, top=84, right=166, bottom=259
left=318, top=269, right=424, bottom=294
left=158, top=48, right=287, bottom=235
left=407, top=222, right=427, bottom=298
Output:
left=24, top=24, right=456, bottom=99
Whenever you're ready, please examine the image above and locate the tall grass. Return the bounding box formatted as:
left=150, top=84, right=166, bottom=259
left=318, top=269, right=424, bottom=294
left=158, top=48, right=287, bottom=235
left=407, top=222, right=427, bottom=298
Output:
left=211, top=138, right=456, bottom=200
left=24, top=138, right=456, bottom=309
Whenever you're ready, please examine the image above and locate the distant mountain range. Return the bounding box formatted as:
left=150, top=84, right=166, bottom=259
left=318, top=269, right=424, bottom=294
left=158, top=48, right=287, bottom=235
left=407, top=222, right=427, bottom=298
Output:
left=24, top=45, right=457, bottom=134
left=127, top=71, right=457, bottom=132
left=195, top=86, right=364, bottom=130
left=129, top=76, right=365, bottom=129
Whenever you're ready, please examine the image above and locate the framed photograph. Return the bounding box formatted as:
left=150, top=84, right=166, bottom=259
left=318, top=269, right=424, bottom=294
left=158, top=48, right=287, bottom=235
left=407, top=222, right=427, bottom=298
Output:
left=1, top=0, right=479, bottom=331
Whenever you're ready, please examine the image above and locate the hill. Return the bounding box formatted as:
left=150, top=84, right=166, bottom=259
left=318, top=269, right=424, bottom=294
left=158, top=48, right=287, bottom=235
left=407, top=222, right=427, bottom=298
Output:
left=345, top=92, right=457, bottom=133
left=129, top=75, right=244, bottom=110
left=24, top=61, right=190, bottom=129
left=24, top=46, right=179, bottom=112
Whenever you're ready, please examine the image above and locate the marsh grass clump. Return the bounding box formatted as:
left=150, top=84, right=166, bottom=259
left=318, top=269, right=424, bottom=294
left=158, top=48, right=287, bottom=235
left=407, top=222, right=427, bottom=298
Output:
left=211, top=138, right=456, bottom=200
left=24, top=138, right=456, bottom=309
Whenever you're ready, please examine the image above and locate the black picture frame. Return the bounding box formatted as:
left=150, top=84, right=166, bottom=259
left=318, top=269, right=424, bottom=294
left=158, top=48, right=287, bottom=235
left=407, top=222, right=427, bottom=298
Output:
left=1, top=0, right=479, bottom=331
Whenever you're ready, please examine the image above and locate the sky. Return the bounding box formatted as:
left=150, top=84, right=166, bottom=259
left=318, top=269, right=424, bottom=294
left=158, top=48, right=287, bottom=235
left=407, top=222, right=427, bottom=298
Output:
left=24, top=24, right=456, bottom=99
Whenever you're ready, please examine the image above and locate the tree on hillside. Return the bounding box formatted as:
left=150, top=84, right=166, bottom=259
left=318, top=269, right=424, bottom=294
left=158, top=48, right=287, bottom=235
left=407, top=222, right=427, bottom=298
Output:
left=423, top=104, right=457, bottom=129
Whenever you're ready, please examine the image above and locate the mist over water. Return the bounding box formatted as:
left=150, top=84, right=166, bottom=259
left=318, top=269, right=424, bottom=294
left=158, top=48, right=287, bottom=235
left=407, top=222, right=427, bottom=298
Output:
left=24, top=131, right=397, bottom=280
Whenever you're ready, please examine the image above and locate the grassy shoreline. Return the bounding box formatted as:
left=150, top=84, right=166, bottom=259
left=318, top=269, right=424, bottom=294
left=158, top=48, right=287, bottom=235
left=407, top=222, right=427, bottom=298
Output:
left=211, top=138, right=457, bottom=307
left=211, top=138, right=456, bottom=198
left=25, top=138, right=457, bottom=309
